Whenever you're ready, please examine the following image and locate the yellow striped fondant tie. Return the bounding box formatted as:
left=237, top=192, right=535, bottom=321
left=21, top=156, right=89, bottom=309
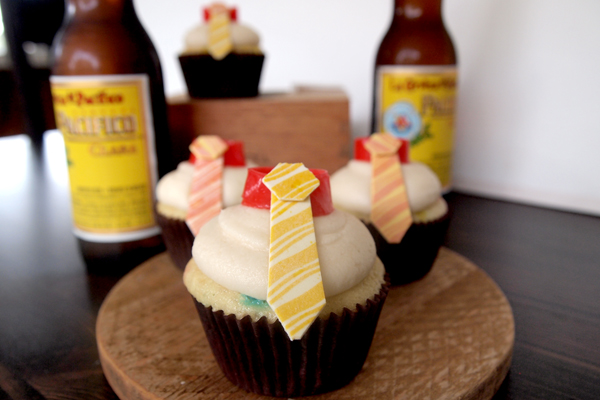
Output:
left=365, top=132, right=413, bottom=243
left=263, top=163, right=326, bottom=340
left=185, top=136, right=229, bottom=235
left=207, top=4, right=233, bottom=60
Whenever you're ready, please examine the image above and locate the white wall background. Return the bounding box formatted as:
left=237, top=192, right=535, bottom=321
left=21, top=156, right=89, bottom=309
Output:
left=136, top=0, right=600, bottom=216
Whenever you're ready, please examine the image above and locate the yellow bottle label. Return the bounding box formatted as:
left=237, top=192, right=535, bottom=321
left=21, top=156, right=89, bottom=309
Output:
left=374, top=66, right=457, bottom=190
left=50, top=74, right=159, bottom=242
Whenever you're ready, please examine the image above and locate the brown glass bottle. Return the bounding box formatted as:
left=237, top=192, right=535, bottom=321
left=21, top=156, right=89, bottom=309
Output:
left=372, top=0, right=457, bottom=190
left=51, top=0, right=174, bottom=274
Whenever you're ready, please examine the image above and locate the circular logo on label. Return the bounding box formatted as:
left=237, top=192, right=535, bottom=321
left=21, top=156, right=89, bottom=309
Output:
left=383, top=102, right=421, bottom=140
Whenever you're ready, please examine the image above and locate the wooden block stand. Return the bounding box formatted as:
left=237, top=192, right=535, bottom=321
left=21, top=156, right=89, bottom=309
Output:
left=167, top=90, right=351, bottom=174
left=97, top=248, right=514, bottom=400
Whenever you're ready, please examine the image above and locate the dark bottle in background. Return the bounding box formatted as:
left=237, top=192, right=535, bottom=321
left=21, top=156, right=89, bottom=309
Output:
left=372, top=0, right=457, bottom=191
left=50, top=0, right=174, bottom=274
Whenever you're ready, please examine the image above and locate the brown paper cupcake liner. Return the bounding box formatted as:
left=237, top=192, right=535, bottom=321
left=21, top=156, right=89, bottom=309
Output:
left=193, top=275, right=390, bottom=397
left=156, top=212, right=194, bottom=271
left=179, top=53, right=265, bottom=98
left=367, top=211, right=450, bottom=285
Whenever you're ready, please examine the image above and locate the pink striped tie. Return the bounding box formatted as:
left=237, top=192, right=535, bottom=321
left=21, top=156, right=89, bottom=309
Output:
left=186, top=136, right=229, bottom=235
left=364, top=133, right=412, bottom=243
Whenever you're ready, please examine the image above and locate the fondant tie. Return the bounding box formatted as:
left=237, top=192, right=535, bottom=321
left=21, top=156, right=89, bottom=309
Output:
left=365, top=133, right=413, bottom=243
left=263, top=163, right=326, bottom=340
left=186, top=135, right=228, bottom=235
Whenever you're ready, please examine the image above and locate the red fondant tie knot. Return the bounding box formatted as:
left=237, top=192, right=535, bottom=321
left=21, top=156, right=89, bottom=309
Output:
left=188, top=139, right=246, bottom=166
left=364, top=133, right=401, bottom=156
left=189, top=135, right=228, bottom=161
left=354, top=136, right=410, bottom=163
left=242, top=167, right=334, bottom=217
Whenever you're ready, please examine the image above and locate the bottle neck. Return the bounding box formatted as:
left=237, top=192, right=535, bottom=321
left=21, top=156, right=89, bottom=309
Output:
left=66, top=0, right=136, bottom=21
left=392, top=0, right=443, bottom=23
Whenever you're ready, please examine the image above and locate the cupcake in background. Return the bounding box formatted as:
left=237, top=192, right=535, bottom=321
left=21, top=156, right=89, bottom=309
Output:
left=156, top=136, right=253, bottom=270
left=179, top=3, right=264, bottom=98
left=184, top=164, right=390, bottom=397
left=330, top=134, right=450, bottom=285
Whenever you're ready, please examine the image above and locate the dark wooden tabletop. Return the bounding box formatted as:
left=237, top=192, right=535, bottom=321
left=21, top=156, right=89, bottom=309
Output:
left=1, top=132, right=599, bottom=400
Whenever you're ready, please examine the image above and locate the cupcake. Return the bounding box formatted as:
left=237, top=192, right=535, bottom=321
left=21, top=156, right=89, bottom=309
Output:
left=179, top=3, right=265, bottom=98
left=155, top=137, right=252, bottom=270
left=330, top=135, right=450, bottom=285
left=183, top=164, right=390, bottom=397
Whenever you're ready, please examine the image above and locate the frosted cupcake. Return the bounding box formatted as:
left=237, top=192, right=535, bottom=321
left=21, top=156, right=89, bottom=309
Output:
left=330, top=136, right=450, bottom=285
left=184, top=165, right=390, bottom=396
left=179, top=3, right=264, bottom=98
left=156, top=137, right=252, bottom=270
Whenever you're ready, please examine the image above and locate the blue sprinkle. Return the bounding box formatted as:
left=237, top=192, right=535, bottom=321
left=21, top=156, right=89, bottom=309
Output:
left=240, top=294, right=270, bottom=309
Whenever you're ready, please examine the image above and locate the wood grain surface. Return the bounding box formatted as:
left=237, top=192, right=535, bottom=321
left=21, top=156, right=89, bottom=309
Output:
left=167, top=90, right=351, bottom=174
left=3, top=132, right=600, bottom=400
left=96, top=248, right=514, bottom=400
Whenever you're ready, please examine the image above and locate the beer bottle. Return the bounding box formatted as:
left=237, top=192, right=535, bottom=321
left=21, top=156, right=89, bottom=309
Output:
left=372, top=0, right=457, bottom=191
left=50, top=0, right=174, bottom=274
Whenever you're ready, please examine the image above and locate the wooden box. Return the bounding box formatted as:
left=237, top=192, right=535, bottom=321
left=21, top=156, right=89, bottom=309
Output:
left=167, top=89, right=351, bottom=173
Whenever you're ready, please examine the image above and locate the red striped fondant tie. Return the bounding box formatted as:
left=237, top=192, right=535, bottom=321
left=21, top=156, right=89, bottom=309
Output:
left=365, top=133, right=412, bottom=243
left=263, top=163, right=326, bottom=340
left=186, top=136, right=229, bottom=235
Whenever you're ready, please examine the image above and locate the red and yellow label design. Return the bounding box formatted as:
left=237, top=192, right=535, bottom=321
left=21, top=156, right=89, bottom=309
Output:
left=374, top=66, right=457, bottom=190
left=50, top=74, right=159, bottom=242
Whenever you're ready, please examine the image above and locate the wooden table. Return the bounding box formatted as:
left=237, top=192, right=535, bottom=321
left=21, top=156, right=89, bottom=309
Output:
left=1, top=132, right=599, bottom=399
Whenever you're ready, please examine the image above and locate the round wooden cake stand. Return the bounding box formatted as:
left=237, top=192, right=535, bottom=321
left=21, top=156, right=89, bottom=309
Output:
left=96, top=248, right=514, bottom=400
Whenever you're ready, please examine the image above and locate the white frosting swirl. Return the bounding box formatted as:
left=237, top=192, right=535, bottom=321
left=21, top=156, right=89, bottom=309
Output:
left=156, top=161, right=251, bottom=211
left=330, top=160, right=443, bottom=214
left=192, top=206, right=376, bottom=300
left=184, top=24, right=260, bottom=52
